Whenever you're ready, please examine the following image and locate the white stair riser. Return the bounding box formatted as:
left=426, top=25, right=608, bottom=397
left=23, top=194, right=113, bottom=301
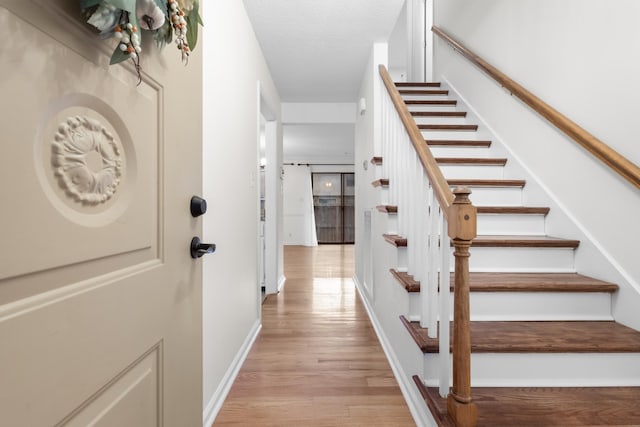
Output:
left=463, top=186, right=523, bottom=206
left=420, top=130, right=480, bottom=140
left=390, top=277, right=417, bottom=322
left=407, top=291, right=612, bottom=322
left=467, top=292, right=612, bottom=321
left=398, top=85, right=443, bottom=90
left=401, top=94, right=451, bottom=101
left=429, top=145, right=491, bottom=158
left=407, top=105, right=459, bottom=112
left=412, top=116, right=468, bottom=125
left=440, top=164, right=505, bottom=180
left=477, top=213, right=546, bottom=235
left=423, top=353, right=640, bottom=387
left=465, top=247, right=575, bottom=271
left=380, top=213, right=535, bottom=238
left=429, top=146, right=491, bottom=158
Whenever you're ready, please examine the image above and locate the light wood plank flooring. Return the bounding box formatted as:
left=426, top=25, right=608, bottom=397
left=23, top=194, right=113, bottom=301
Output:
left=213, top=245, right=415, bottom=426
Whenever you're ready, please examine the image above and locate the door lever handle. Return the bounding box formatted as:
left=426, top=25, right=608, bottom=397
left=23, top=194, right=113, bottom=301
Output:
left=190, top=236, right=216, bottom=259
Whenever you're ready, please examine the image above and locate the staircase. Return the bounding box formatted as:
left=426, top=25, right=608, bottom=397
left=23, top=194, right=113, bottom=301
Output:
left=372, top=81, right=640, bottom=426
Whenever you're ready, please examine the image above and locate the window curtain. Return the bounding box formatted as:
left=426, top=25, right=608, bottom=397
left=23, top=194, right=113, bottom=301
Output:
left=282, top=165, right=318, bottom=246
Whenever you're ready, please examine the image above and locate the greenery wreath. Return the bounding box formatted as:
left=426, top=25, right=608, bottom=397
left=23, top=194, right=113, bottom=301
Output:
left=81, top=0, right=202, bottom=81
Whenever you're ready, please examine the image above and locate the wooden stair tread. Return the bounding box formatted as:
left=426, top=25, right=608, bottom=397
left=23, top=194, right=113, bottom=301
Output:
left=395, top=82, right=441, bottom=87
left=448, top=178, right=526, bottom=187
left=400, top=316, right=640, bottom=353
left=411, top=111, right=467, bottom=117
left=399, top=89, right=449, bottom=95
left=436, top=157, right=507, bottom=166
left=383, top=234, right=407, bottom=247
left=396, top=272, right=617, bottom=294
left=405, top=100, right=457, bottom=106
left=419, top=124, right=478, bottom=131
left=472, top=235, right=580, bottom=248
left=370, top=156, right=383, bottom=165
left=477, top=206, right=550, bottom=215
left=376, top=205, right=397, bottom=214
left=461, top=272, right=617, bottom=293
left=426, top=139, right=491, bottom=147
left=382, top=233, right=579, bottom=248
left=414, top=377, right=640, bottom=427
left=390, top=269, right=420, bottom=292
left=371, top=178, right=389, bottom=188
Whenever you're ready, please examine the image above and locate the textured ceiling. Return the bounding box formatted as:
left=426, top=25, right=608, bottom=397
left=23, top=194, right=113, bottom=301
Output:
left=243, top=0, right=405, bottom=102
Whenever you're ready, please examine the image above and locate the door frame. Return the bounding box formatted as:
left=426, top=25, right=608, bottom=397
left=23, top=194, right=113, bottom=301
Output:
left=257, top=83, right=283, bottom=296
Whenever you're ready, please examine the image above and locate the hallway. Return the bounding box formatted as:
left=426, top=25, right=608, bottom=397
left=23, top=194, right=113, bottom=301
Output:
left=214, top=245, right=415, bottom=426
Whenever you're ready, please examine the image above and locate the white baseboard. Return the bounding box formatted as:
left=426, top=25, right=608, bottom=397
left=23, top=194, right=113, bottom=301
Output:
left=277, top=275, right=286, bottom=292
left=202, top=319, right=262, bottom=427
left=353, top=275, right=435, bottom=427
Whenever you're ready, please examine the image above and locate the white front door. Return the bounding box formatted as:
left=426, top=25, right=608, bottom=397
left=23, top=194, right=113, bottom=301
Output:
left=0, top=1, right=203, bottom=425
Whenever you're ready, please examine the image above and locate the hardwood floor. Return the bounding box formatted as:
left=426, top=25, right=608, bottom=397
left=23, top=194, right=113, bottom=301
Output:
left=213, top=245, right=415, bottom=426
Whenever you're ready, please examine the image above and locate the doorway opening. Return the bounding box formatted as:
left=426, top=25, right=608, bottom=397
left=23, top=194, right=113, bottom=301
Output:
left=312, top=173, right=355, bottom=244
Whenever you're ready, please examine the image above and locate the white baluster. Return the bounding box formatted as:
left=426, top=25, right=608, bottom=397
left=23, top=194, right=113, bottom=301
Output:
left=415, top=171, right=426, bottom=314
left=439, top=213, right=451, bottom=398
left=426, top=189, right=439, bottom=336
left=407, top=150, right=417, bottom=275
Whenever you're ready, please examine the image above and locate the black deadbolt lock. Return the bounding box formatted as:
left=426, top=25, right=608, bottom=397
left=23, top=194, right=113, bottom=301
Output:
left=190, top=196, right=207, bottom=217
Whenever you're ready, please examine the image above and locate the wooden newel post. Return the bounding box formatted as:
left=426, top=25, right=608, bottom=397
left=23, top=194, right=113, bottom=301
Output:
left=446, top=187, right=478, bottom=427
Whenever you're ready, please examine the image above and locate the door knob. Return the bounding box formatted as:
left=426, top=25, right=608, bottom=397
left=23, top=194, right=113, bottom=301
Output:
left=190, top=236, right=216, bottom=259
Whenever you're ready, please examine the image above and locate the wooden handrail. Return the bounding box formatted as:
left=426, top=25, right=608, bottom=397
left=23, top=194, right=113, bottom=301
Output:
left=432, top=26, right=640, bottom=190
left=378, top=65, right=455, bottom=212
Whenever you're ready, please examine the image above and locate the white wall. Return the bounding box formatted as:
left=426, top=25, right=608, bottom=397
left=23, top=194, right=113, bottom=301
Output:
left=387, top=1, right=408, bottom=81
left=406, top=0, right=425, bottom=81
left=282, top=102, right=357, bottom=165
left=282, top=103, right=356, bottom=124
left=201, top=0, right=281, bottom=423
left=433, top=0, right=640, bottom=328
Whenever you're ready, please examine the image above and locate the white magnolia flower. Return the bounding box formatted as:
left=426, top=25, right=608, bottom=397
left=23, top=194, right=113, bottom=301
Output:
left=136, top=0, right=166, bottom=30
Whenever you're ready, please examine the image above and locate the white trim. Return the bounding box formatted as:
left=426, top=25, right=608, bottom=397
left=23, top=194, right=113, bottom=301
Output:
left=277, top=275, right=286, bottom=292
left=202, top=319, right=262, bottom=427
left=353, top=275, right=435, bottom=427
